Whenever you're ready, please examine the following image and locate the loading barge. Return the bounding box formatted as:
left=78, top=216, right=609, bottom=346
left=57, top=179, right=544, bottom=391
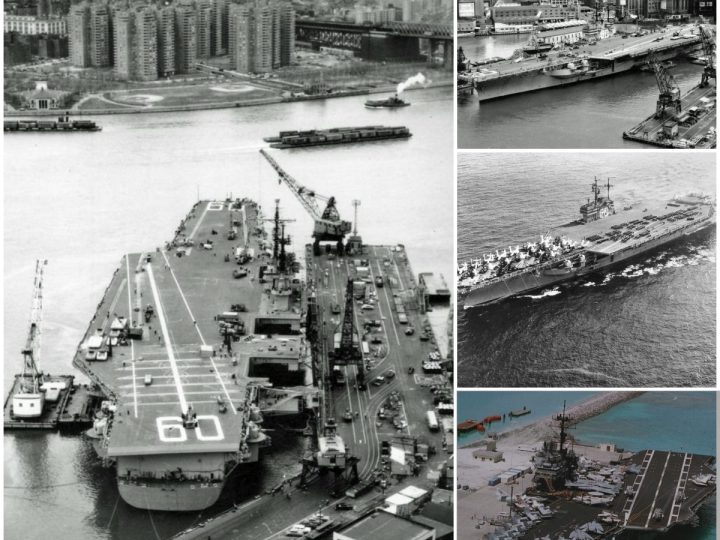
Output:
left=263, top=125, right=411, bottom=148
left=4, top=115, right=101, bottom=132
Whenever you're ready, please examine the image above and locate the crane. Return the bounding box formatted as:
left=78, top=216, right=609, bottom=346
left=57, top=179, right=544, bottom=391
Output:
left=698, top=25, right=716, bottom=88
left=645, top=52, right=681, bottom=118
left=13, top=260, right=48, bottom=418
left=330, top=279, right=365, bottom=385
left=260, top=149, right=352, bottom=255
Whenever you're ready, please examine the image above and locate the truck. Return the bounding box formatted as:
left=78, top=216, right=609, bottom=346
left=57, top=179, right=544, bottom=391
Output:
left=426, top=411, right=439, bottom=432
left=345, top=479, right=376, bottom=498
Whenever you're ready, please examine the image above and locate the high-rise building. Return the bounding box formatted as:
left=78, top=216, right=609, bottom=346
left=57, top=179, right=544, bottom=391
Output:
left=213, top=0, right=228, bottom=55
left=89, top=3, right=111, bottom=66
left=175, top=5, right=197, bottom=73
left=156, top=4, right=175, bottom=76
left=278, top=2, right=294, bottom=67
left=228, top=0, right=293, bottom=73
left=68, top=2, right=110, bottom=67
left=68, top=3, right=90, bottom=66
left=195, top=0, right=213, bottom=58
left=113, top=4, right=158, bottom=81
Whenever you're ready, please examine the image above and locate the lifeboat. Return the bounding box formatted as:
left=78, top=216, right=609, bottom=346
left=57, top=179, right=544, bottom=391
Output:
left=483, top=415, right=502, bottom=424
left=476, top=423, right=486, bottom=432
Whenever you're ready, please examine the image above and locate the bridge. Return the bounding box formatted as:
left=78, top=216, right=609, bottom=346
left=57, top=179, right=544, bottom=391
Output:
left=295, top=19, right=452, bottom=67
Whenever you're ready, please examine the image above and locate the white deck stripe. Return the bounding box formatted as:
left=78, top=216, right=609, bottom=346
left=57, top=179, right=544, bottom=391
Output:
left=159, top=250, right=237, bottom=415
left=125, top=255, right=133, bottom=326
left=131, top=341, right=138, bottom=417
left=645, top=452, right=672, bottom=528
left=624, top=450, right=654, bottom=525
left=667, top=453, right=688, bottom=528
left=146, top=263, right=188, bottom=413
left=188, top=201, right=211, bottom=240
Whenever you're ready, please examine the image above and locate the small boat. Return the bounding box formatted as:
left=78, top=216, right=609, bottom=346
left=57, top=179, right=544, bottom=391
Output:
left=364, top=94, right=410, bottom=109
left=483, top=415, right=502, bottom=424
left=509, top=407, right=531, bottom=417
left=476, top=423, right=485, bottom=432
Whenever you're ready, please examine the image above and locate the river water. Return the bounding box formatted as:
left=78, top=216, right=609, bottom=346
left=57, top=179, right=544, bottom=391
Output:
left=3, top=87, right=453, bottom=540
left=457, top=152, right=716, bottom=388
left=457, top=35, right=709, bottom=149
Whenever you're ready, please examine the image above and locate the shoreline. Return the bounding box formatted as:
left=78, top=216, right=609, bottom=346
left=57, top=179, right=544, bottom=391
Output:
left=4, top=80, right=452, bottom=118
left=459, top=391, right=645, bottom=450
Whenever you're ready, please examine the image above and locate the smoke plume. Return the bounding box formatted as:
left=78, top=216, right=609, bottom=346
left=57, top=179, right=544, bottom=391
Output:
left=396, top=73, right=429, bottom=94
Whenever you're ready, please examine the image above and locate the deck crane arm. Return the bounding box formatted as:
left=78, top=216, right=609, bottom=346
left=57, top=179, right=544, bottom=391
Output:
left=699, top=25, right=716, bottom=87
left=646, top=52, right=681, bottom=118
left=21, top=260, right=47, bottom=385
left=260, top=149, right=352, bottom=253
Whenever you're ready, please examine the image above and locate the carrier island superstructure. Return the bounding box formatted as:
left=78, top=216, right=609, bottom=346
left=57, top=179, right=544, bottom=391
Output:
left=458, top=178, right=715, bottom=309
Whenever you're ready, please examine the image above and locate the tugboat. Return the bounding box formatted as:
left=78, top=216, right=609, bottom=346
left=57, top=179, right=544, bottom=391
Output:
left=364, top=94, right=410, bottom=109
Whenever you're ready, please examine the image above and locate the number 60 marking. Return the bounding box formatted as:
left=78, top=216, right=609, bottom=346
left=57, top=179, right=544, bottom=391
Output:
left=156, top=415, right=224, bottom=442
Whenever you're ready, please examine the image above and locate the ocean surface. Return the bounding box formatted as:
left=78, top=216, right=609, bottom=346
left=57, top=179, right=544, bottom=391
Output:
left=458, top=391, right=717, bottom=540
left=457, top=152, right=716, bottom=388
left=3, top=87, right=453, bottom=540
left=457, top=34, right=710, bottom=149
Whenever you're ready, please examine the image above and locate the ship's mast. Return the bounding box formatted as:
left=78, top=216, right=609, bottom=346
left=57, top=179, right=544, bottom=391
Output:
left=591, top=177, right=600, bottom=207
left=606, top=177, right=613, bottom=200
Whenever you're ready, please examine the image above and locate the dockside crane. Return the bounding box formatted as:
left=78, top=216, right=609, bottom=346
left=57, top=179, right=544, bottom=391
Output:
left=260, top=149, right=352, bottom=256
left=262, top=199, right=296, bottom=272
left=699, top=25, right=716, bottom=87
left=646, top=52, right=681, bottom=118
left=13, top=260, right=48, bottom=418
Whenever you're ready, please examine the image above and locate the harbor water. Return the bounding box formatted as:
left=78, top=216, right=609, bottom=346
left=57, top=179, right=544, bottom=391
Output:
left=3, top=87, right=453, bottom=540
left=457, top=35, right=709, bottom=149
left=457, top=391, right=717, bottom=540
left=457, top=152, right=716, bottom=388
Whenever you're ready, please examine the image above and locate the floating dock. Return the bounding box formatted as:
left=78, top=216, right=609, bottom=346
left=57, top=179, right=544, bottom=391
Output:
left=623, top=82, right=717, bottom=148
left=263, top=126, right=411, bottom=148
left=3, top=374, right=99, bottom=430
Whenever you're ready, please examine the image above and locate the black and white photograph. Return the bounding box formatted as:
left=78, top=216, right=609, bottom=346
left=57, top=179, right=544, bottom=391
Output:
left=457, top=152, right=716, bottom=388
left=457, top=8, right=717, bottom=149
left=3, top=2, right=455, bottom=538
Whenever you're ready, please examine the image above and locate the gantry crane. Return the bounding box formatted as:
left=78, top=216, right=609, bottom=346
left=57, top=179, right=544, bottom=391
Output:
left=260, top=149, right=352, bottom=255
left=646, top=52, right=681, bottom=118
left=13, top=260, right=48, bottom=418
left=699, top=25, right=716, bottom=88
left=330, top=279, right=365, bottom=385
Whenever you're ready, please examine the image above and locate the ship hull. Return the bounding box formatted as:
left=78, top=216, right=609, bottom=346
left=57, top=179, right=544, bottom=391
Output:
left=462, top=216, right=714, bottom=308
left=474, top=44, right=688, bottom=102
left=475, top=59, right=636, bottom=102
left=118, top=479, right=224, bottom=511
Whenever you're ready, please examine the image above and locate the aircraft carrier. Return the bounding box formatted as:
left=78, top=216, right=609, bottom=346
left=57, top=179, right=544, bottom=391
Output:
left=492, top=404, right=717, bottom=540
left=67, top=150, right=453, bottom=523
left=73, top=198, right=317, bottom=511
left=458, top=178, right=716, bottom=309
left=461, top=25, right=704, bottom=102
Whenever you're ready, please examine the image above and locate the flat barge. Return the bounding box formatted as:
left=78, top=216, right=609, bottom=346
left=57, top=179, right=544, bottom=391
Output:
left=263, top=125, right=411, bottom=148
left=623, top=81, right=717, bottom=148
left=4, top=116, right=101, bottom=132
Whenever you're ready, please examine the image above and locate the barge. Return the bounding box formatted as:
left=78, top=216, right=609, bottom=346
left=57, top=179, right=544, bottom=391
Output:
left=4, top=115, right=101, bottom=132
left=263, top=125, right=411, bottom=148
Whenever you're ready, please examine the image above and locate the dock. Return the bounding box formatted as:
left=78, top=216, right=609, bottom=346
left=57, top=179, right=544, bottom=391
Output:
left=623, top=82, right=717, bottom=148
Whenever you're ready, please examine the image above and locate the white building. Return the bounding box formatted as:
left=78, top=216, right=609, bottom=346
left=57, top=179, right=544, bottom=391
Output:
left=4, top=15, right=66, bottom=36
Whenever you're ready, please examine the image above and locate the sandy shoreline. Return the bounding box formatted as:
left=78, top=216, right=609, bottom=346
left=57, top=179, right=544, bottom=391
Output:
left=459, top=391, right=644, bottom=450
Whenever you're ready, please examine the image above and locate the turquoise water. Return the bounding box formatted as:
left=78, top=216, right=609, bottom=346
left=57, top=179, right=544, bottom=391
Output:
left=457, top=390, right=597, bottom=445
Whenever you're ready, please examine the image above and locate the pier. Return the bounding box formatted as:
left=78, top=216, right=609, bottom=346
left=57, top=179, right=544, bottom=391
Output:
left=623, top=82, right=717, bottom=148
